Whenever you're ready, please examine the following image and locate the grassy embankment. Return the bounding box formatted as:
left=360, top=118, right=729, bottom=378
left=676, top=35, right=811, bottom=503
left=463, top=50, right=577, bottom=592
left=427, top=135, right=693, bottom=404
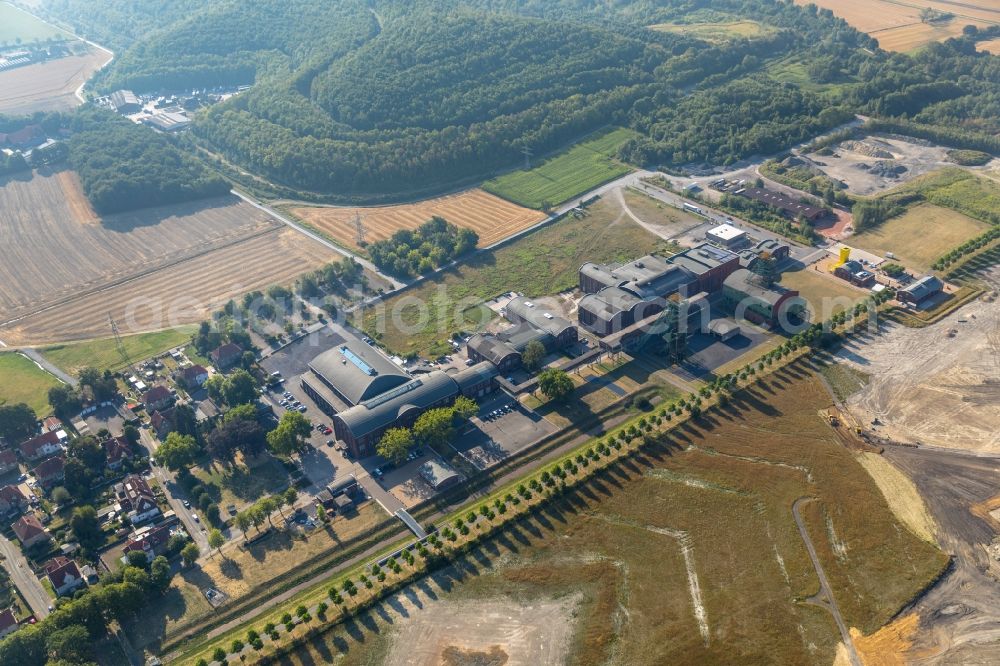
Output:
left=482, top=127, right=638, bottom=209
left=41, top=327, right=195, bottom=376
left=0, top=352, right=63, bottom=415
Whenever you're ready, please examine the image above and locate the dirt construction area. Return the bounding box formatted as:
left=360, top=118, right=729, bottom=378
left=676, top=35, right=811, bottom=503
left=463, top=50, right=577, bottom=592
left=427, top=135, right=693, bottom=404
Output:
left=0, top=169, right=338, bottom=345
left=287, top=188, right=547, bottom=252
left=881, top=445, right=1000, bottom=665
left=382, top=595, right=580, bottom=666
left=837, top=267, right=1000, bottom=452
left=0, top=47, right=112, bottom=115
left=804, top=135, right=963, bottom=196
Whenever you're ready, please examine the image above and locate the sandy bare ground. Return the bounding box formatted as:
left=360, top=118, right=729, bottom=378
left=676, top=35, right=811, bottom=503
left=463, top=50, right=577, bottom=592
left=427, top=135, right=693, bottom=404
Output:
left=857, top=453, right=938, bottom=543
left=0, top=47, right=111, bottom=115
left=882, top=446, right=1000, bottom=664
left=804, top=136, right=955, bottom=196
left=837, top=269, right=1000, bottom=452
left=382, top=595, right=580, bottom=666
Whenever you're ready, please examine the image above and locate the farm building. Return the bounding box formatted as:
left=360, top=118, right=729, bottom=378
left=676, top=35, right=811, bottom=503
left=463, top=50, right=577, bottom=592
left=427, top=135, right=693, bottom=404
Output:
left=420, top=460, right=462, bottom=491
left=738, top=187, right=826, bottom=222
left=706, top=223, right=748, bottom=249
left=898, top=275, right=943, bottom=305
left=723, top=269, right=806, bottom=326
left=110, top=90, right=141, bottom=114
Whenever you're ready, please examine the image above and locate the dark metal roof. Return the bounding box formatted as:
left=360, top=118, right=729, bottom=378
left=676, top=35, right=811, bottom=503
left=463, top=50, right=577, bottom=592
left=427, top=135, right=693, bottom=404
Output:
left=334, top=371, right=460, bottom=440
left=309, top=344, right=409, bottom=406
left=723, top=269, right=794, bottom=308
left=452, top=361, right=498, bottom=393
left=506, top=297, right=576, bottom=339
left=468, top=334, right=521, bottom=365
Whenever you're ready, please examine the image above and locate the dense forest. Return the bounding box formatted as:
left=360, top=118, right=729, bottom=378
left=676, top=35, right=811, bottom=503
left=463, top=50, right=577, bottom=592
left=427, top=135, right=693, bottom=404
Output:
left=68, top=108, right=229, bottom=214
left=38, top=0, right=1000, bottom=201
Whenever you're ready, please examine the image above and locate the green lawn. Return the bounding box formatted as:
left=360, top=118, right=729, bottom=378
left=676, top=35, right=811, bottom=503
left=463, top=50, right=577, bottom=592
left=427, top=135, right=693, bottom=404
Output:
left=0, top=2, right=72, bottom=44
left=482, top=127, right=638, bottom=209
left=850, top=203, right=989, bottom=273
left=777, top=266, right=867, bottom=320
left=0, top=352, right=63, bottom=415
left=41, top=326, right=196, bottom=376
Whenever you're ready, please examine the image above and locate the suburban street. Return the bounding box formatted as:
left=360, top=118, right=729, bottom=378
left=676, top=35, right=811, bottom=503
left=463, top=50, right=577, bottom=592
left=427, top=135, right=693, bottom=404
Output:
left=137, top=429, right=211, bottom=553
left=0, top=532, right=50, bottom=619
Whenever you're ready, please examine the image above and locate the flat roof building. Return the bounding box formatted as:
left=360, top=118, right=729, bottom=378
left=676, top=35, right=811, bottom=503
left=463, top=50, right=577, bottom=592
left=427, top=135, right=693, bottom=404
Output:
left=667, top=243, right=741, bottom=294
left=706, top=223, right=748, bottom=249
left=722, top=269, right=806, bottom=327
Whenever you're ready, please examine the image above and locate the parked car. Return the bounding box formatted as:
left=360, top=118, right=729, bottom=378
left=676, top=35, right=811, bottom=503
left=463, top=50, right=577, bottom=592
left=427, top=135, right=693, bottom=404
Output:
left=297, top=405, right=307, bottom=413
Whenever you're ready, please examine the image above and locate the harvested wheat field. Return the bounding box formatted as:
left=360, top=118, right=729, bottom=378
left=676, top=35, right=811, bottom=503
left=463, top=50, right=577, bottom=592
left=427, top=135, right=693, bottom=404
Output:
left=979, top=36, right=1000, bottom=53
left=287, top=188, right=547, bottom=252
left=0, top=47, right=112, bottom=115
left=0, top=169, right=337, bottom=345
left=796, top=0, right=996, bottom=52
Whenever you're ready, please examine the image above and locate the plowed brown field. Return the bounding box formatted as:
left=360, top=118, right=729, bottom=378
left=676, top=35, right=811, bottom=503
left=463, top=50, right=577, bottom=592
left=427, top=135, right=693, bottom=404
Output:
left=288, top=188, right=547, bottom=252
left=796, top=0, right=997, bottom=52
left=0, top=47, right=112, bottom=115
left=0, top=169, right=336, bottom=345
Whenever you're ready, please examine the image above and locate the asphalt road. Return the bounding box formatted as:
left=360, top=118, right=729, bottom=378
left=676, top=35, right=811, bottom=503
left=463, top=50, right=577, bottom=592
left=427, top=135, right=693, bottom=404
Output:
left=138, top=429, right=211, bottom=553
left=0, top=532, right=50, bottom=619
left=792, top=497, right=862, bottom=666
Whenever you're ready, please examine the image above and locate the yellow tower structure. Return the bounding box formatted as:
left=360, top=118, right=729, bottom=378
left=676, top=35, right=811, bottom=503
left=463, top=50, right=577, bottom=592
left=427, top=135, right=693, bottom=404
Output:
left=831, top=246, right=850, bottom=271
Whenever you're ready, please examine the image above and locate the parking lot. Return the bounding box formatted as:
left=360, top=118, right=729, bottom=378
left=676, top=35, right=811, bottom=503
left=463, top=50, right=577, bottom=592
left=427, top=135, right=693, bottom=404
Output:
left=452, top=395, right=556, bottom=470
left=673, top=317, right=772, bottom=381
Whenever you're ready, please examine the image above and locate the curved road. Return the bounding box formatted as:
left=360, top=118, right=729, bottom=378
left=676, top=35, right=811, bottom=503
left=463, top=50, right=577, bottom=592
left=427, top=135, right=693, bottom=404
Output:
left=792, top=497, right=861, bottom=666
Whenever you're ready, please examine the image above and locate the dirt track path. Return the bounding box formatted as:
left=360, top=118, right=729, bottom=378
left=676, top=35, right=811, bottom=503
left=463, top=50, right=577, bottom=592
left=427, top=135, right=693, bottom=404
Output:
left=792, top=497, right=862, bottom=666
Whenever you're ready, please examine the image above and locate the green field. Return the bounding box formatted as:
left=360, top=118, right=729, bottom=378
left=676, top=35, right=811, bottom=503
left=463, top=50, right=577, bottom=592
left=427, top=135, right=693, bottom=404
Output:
left=482, top=128, right=638, bottom=209
left=778, top=265, right=867, bottom=319
left=0, top=352, right=63, bottom=415
left=766, top=56, right=857, bottom=95
left=0, top=2, right=72, bottom=44
left=362, top=195, right=669, bottom=356
left=650, top=18, right=774, bottom=43
left=850, top=203, right=989, bottom=273
left=41, top=326, right=196, bottom=376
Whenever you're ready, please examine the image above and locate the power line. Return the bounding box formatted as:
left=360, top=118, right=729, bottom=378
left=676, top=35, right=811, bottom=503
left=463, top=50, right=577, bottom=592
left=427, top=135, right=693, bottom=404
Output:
left=521, top=146, right=533, bottom=170
left=109, top=313, right=134, bottom=373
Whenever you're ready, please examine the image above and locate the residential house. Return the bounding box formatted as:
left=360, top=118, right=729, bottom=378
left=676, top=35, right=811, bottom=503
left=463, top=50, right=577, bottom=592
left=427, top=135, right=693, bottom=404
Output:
left=0, top=608, right=18, bottom=639
left=32, top=456, right=65, bottom=489
left=0, top=485, right=27, bottom=515
left=142, top=386, right=175, bottom=412
left=115, top=474, right=160, bottom=524
left=0, top=449, right=18, bottom=475
left=45, top=558, right=86, bottom=597
left=121, top=523, right=172, bottom=561
left=103, top=436, right=133, bottom=470
left=149, top=407, right=176, bottom=439
left=19, top=431, right=64, bottom=461
left=210, top=343, right=243, bottom=371
left=42, top=417, right=64, bottom=433
left=179, top=364, right=209, bottom=388
left=12, top=513, right=51, bottom=548
left=0, top=124, right=44, bottom=149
